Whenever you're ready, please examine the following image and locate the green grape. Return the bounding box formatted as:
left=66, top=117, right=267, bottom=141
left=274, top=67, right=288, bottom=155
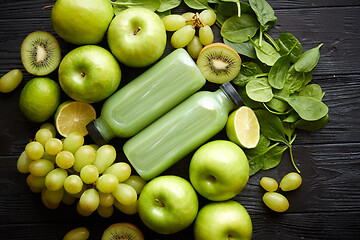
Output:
left=0, top=69, right=23, bottom=93
left=45, top=138, right=63, bottom=155
left=99, top=192, right=115, bottom=207
left=171, top=25, right=196, bottom=49
left=76, top=201, right=93, bottom=217
left=28, top=159, right=54, bottom=176
left=187, top=36, right=203, bottom=59
left=114, top=199, right=138, bottom=215
left=55, top=151, right=75, bottom=169
left=45, top=168, right=68, bottom=191
left=199, top=25, right=214, bottom=45
left=17, top=151, right=32, bottom=174
left=163, top=14, right=186, bottom=31
left=123, top=175, right=147, bottom=195
left=262, top=192, right=289, bottom=212
left=104, top=162, right=131, bottom=182
left=279, top=172, right=302, bottom=191
left=97, top=205, right=114, bottom=218
left=41, top=188, right=64, bottom=209
left=64, top=175, right=83, bottom=194
left=62, top=191, right=77, bottom=205
left=73, top=145, right=96, bottom=172
left=112, top=183, right=137, bottom=206
left=79, top=188, right=100, bottom=212
left=199, top=9, right=217, bottom=26
left=63, top=227, right=90, bottom=240
left=260, top=177, right=278, bottom=192
left=182, top=12, right=195, bottom=25
left=40, top=122, right=56, bottom=138
left=96, top=173, right=118, bottom=193
left=35, top=128, right=53, bottom=146
left=25, top=141, right=44, bottom=160
left=26, top=174, right=46, bottom=191
left=63, top=132, right=84, bottom=154
left=93, top=145, right=116, bottom=174
left=42, top=151, right=56, bottom=163
left=80, top=165, right=99, bottom=184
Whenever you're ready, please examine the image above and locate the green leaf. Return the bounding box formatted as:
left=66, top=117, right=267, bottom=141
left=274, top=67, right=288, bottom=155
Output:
left=299, top=84, right=324, bottom=100
left=262, top=146, right=288, bottom=170
left=266, top=87, right=290, bottom=113
left=184, top=0, right=211, bottom=10
left=224, top=38, right=257, bottom=59
left=268, top=54, right=292, bottom=89
left=236, top=87, right=263, bottom=109
left=112, top=0, right=161, bottom=14
left=156, top=10, right=171, bottom=19
left=249, top=0, right=277, bottom=31
left=285, top=65, right=312, bottom=94
left=221, top=0, right=241, bottom=17
left=246, top=77, right=273, bottom=102
left=249, top=37, right=281, bottom=66
left=282, top=110, right=300, bottom=123
left=157, top=0, right=181, bottom=12
left=294, top=114, right=329, bottom=131
left=294, top=43, right=324, bottom=72
left=276, top=95, right=329, bottom=121
left=276, top=33, right=303, bottom=63
left=221, top=14, right=259, bottom=43
left=255, top=109, right=289, bottom=145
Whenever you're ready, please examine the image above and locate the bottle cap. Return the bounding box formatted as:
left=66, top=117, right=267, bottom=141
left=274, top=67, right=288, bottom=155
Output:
left=86, top=121, right=108, bottom=146
left=220, top=82, right=242, bottom=108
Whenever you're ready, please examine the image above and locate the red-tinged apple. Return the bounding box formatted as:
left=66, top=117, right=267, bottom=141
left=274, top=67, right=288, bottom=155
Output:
left=58, top=45, right=121, bottom=103
left=107, top=7, right=167, bottom=67
left=189, top=140, right=249, bottom=201
left=194, top=200, right=252, bottom=240
left=137, top=175, right=198, bottom=234
left=51, top=0, right=114, bottom=45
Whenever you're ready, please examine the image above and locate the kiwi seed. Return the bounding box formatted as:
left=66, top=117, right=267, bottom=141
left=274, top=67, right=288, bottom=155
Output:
left=197, top=42, right=241, bottom=84
left=101, top=223, right=144, bottom=240
left=21, top=31, right=61, bottom=76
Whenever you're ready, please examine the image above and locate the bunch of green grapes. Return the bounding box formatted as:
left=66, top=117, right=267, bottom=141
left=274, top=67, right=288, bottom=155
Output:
left=17, top=124, right=147, bottom=218
left=163, top=9, right=217, bottom=59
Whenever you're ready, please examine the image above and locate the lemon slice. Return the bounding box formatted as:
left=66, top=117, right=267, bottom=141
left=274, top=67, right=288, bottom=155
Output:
left=226, top=106, right=260, bottom=149
left=55, top=101, right=96, bottom=137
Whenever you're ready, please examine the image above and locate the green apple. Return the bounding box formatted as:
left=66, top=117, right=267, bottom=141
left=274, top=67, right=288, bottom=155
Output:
left=51, top=0, right=114, bottom=45
left=137, top=175, right=198, bottom=234
left=58, top=45, right=121, bottom=103
left=189, top=140, right=249, bottom=201
left=107, top=7, right=167, bottom=67
left=194, top=200, right=252, bottom=240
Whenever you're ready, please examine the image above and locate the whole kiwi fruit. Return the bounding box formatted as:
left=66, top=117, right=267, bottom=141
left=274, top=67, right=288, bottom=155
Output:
left=101, top=223, right=144, bottom=240
left=197, top=42, right=241, bottom=84
left=20, top=31, right=61, bottom=76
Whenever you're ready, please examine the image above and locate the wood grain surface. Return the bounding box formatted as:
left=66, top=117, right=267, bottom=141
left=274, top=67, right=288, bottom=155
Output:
left=1, top=0, right=360, bottom=239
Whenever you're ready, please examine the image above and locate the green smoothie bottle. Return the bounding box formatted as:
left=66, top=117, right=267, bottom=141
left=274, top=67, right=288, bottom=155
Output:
left=86, top=49, right=206, bottom=145
left=123, top=82, right=242, bottom=180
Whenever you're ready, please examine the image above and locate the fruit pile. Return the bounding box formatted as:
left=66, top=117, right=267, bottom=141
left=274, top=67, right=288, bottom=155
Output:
left=17, top=126, right=146, bottom=218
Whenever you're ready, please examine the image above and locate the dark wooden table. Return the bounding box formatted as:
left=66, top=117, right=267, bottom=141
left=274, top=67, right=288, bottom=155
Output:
left=1, top=0, right=360, bottom=239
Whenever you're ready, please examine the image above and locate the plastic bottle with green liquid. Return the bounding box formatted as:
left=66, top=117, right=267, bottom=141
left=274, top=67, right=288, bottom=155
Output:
left=123, top=82, right=242, bottom=180
left=86, top=49, right=206, bottom=145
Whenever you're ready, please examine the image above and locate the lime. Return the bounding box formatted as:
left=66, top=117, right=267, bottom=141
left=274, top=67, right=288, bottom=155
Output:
left=19, top=77, right=61, bottom=123
left=226, top=106, right=260, bottom=149
left=55, top=101, right=96, bottom=137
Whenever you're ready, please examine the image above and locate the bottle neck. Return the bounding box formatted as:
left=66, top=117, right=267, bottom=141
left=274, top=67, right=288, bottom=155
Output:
left=215, top=89, right=237, bottom=114
left=87, top=117, right=115, bottom=146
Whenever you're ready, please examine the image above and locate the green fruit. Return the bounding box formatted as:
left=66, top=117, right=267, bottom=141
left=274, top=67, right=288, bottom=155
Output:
left=0, top=69, right=23, bottom=93
left=19, top=77, right=61, bottom=122
left=279, top=172, right=302, bottom=191
left=101, top=223, right=144, bottom=240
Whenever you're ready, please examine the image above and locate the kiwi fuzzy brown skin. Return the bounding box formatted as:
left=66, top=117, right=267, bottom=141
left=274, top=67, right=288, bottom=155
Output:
left=197, top=42, right=241, bottom=84
left=20, top=31, right=61, bottom=76
left=101, top=223, right=144, bottom=240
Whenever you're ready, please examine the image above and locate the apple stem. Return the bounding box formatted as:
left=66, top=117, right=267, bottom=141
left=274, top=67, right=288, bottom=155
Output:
left=155, top=198, right=165, bottom=207
left=134, top=27, right=141, bottom=35
left=81, top=72, right=85, bottom=77
left=228, top=235, right=232, bottom=240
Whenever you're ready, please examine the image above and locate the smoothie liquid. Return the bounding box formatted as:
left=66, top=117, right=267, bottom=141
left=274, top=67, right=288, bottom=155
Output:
left=123, top=82, right=242, bottom=180
left=86, top=49, right=206, bottom=145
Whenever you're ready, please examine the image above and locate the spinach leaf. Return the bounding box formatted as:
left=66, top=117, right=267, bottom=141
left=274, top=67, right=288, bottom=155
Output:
left=157, top=0, right=181, bottom=12
left=262, top=145, right=288, bottom=170
left=184, top=0, right=211, bottom=10
left=282, top=110, right=300, bottom=123
left=248, top=156, right=264, bottom=176
left=112, top=0, right=161, bottom=14
left=241, top=62, right=264, bottom=76
left=285, top=65, right=313, bottom=94
left=299, top=84, right=324, bottom=100
left=294, top=43, right=324, bottom=72
left=223, top=38, right=257, bottom=59
left=216, top=2, right=238, bottom=25
left=237, top=87, right=263, bottom=109
left=255, top=109, right=290, bottom=145
left=268, top=54, right=291, bottom=89
left=156, top=10, right=171, bottom=18
left=266, top=87, right=290, bottom=113
left=248, top=0, right=277, bottom=31
left=246, top=77, right=273, bottom=102
left=221, top=14, right=259, bottom=43
left=275, top=95, right=329, bottom=121
left=249, top=37, right=281, bottom=66
left=276, top=33, right=303, bottom=63
left=294, top=114, right=329, bottom=131
left=221, top=0, right=241, bottom=17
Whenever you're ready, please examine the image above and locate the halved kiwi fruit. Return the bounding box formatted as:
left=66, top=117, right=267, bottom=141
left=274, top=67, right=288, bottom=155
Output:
left=101, top=223, right=144, bottom=240
left=197, top=42, right=241, bottom=84
left=21, top=31, right=61, bottom=76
